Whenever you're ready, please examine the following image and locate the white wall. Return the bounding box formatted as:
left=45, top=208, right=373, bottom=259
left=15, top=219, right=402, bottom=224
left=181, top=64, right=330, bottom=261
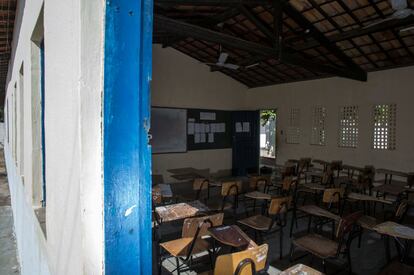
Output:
left=246, top=66, right=414, bottom=172
left=4, top=0, right=105, bottom=274
left=151, top=45, right=247, bottom=181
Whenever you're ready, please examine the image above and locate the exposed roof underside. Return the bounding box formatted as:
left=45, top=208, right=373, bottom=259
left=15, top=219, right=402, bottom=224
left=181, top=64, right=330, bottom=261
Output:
left=0, top=0, right=15, bottom=103
left=154, top=0, right=414, bottom=88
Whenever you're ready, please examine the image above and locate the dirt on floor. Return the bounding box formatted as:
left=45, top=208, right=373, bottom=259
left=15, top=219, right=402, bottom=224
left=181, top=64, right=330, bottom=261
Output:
left=0, top=148, right=20, bottom=275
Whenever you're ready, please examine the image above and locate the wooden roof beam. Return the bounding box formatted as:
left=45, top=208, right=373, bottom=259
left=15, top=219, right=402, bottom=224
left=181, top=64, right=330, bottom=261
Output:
left=155, top=14, right=367, bottom=81
left=282, top=2, right=366, bottom=80
left=289, top=16, right=414, bottom=51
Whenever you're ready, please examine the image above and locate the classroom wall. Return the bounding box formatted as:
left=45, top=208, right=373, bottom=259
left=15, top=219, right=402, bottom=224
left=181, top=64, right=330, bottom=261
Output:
left=151, top=45, right=247, bottom=181
left=4, top=0, right=105, bottom=274
left=245, top=66, right=414, bottom=172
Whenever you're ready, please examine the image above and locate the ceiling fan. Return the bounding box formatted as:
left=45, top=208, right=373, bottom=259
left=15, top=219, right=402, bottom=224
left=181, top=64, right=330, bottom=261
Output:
left=203, top=49, right=260, bottom=70
left=204, top=52, right=240, bottom=70
left=365, top=0, right=414, bottom=29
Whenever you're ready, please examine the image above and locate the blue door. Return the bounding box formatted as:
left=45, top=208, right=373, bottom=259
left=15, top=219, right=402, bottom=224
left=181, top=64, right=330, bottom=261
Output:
left=103, top=0, right=153, bottom=273
left=232, top=111, right=260, bottom=176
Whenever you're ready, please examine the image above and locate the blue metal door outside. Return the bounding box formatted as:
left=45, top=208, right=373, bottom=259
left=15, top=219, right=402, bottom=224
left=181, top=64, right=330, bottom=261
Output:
left=103, top=0, right=153, bottom=274
left=232, top=111, right=260, bottom=176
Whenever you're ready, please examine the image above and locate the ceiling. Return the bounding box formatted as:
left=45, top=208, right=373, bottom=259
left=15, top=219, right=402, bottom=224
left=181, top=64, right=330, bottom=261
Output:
left=0, top=0, right=16, bottom=107
left=153, top=0, right=414, bottom=88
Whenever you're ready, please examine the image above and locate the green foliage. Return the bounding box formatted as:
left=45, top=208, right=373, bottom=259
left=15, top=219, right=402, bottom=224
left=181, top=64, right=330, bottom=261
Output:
left=260, top=109, right=276, bottom=126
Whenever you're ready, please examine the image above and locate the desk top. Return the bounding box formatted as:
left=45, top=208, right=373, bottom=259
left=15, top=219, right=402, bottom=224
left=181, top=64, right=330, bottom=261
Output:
left=376, top=168, right=409, bottom=178
left=155, top=200, right=210, bottom=223
left=342, top=164, right=365, bottom=172
left=303, top=183, right=327, bottom=191
left=280, top=264, right=323, bottom=275
left=208, top=225, right=257, bottom=249
left=347, top=192, right=393, bottom=204
left=244, top=191, right=272, bottom=200
left=374, top=221, right=414, bottom=240
left=298, top=205, right=341, bottom=221
left=372, top=184, right=408, bottom=196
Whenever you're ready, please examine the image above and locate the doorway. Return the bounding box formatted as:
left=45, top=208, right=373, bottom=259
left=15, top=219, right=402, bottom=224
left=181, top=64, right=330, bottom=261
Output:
left=259, top=109, right=277, bottom=167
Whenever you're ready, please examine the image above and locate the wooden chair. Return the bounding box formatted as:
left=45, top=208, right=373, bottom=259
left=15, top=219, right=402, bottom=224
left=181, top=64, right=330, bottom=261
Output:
left=199, top=244, right=269, bottom=275
left=177, top=178, right=210, bottom=202
left=238, top=196, right=291, bottom=259
left=290, top=187, right=344, bottom=237
left=357, top=200, right=408, bottom=247
left=290, top=211, right=363, bottom=274
left=159, top=213, right=224, bottom=275
left=207, top=181, right=242, bottom=213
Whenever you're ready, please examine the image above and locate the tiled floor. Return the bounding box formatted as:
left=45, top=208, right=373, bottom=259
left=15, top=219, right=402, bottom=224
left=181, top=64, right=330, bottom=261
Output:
left=154, top=181, right=414, bottom=275
left=0, top=148, right=20, bottom=275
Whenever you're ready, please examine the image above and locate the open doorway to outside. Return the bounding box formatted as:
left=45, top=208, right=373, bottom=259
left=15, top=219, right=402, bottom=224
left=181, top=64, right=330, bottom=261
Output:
left=260, top=109, right=277, bottom=167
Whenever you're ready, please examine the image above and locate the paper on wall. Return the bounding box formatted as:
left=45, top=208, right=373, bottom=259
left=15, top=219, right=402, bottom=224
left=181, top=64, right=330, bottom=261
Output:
left=200, top=112, right=216, bottom=120
left=236, top=122, right=243, bottom=133
left=217, top=123, right=225, bottom=133
left=210, top=124, right=216, bottom=133
left=200, top=133, right=206, bottom=143
left=194, top=123, right=201, bottom=133
left=205, top=124, right=210, bottom=133
left=208, top=133, right=214, bottom=143
left=243, top=122, right=250, bottom=132
left=195, top=133, right=201, bottom=143
left=188, top=122, right=195, bottom=135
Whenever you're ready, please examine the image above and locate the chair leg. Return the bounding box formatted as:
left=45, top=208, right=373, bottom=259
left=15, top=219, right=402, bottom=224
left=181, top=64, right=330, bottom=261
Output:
left=279, top=227, right=284, bottom=259
left=290, top=209, right=296, bottom=237
left=289, top=243, right=295, bottom=262
left=322, top=259, right=327, bottom=274
left=176, top=257, right=180, bottom=275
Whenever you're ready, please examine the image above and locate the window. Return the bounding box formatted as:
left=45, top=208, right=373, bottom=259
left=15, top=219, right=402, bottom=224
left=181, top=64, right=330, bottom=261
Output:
left=31, top=9, right=46, bottom=209
left=339, top=106, right=358, bottom=148
left=19, top=64, right=25, bottom=177
left=13, top=83, right=17, bottom=162
left=286, top=108, right=300, bottom=144
left=310, top=106, right=326, bottom=146
left=373, top=104, right=396, bottom=150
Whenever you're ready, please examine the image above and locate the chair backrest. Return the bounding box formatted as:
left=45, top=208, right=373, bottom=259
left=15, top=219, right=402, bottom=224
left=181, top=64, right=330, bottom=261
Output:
left=152, top=186, right=162, bottom=205
left=321, top=168, right=333, bottom=185
left=221, top=181, right=242, bottom=196
left=322, top=188, right=344, bottom=204
left=394, top=200, right=408, bottom=222
left=282, top=177, right=297, bottom=193
left=213, top=244, right=268, bottom=275
left=248, top=176, right=269, bottom=191
left=298, top=158, right=311, bottom=172
left=268, top=196, right=291, bottom=215
left=193, top=178, right=209, bottom=191
left=335, top=211, right=363, bottom=239
left=182, top=213, right=224, bottom=238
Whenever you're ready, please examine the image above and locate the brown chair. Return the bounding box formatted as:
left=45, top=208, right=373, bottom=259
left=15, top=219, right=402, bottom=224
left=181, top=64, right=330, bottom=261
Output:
left=238, top=196, right=291, bottom=259
left=199, top=244, right=269, bottom=275
left=159, top=213, right=224, bottom=275
left=290, top=211, right=363, bottom=274
left=177, top=178, right=210, bottom=202
left=290, top=187, right=344, bottom=237
left=357, top=200, right=408, bottom=247
left=207, top=181, right=242, bottom=213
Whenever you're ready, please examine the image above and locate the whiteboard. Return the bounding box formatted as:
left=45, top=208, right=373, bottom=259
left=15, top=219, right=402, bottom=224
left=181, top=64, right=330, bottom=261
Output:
left=151, top=108, right=187, bottom=153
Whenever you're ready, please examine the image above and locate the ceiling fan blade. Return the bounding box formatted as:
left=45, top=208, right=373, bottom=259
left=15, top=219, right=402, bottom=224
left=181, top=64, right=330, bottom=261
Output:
left=222, top=63, right=240, bottom=70
left=218, top=52, right=228, bottom=65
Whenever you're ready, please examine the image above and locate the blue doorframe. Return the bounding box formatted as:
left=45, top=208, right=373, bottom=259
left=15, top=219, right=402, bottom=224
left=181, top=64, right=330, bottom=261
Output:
left=103, top=0, right=153, bottom=273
